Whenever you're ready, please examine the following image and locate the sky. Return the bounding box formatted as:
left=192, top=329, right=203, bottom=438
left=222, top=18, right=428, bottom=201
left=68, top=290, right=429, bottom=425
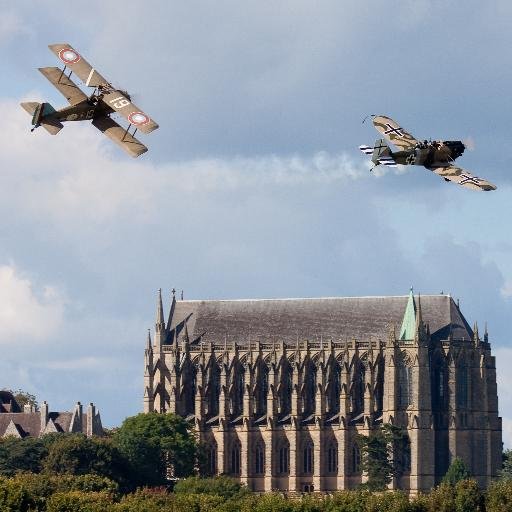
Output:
left=1, top=0, right=511, bottom=445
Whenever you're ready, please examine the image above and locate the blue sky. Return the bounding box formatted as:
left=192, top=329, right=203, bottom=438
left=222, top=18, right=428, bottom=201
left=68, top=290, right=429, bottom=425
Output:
left=1, top=0, right=511, bottom=444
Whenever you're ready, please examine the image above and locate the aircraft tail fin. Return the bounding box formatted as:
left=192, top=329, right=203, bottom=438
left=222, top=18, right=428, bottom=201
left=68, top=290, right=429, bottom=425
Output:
left=20, top=101, right=63, bottom=135
left=371, top=138, right=397, bottom=167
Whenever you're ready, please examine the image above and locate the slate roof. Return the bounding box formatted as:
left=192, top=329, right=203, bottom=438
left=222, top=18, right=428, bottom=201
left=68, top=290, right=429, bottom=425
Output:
left=167, top=294, right=473, bottom=345
left=0, top=411, right=88, bottom=438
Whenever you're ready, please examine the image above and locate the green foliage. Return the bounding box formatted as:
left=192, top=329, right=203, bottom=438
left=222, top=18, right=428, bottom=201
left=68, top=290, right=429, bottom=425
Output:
left=46, top=491, right=113, bottom=512
left=499, top=448, right=512, bottom=479
left=0, top=476, right=33, bottom=512
left=174, top=475, right=249, bottom=500
left=486, top=479, right=512, bottom=512
left=0, top=436, right=47, bottom=475
left=42, top=434, right=129, bottom=486
left=357, top=424, right=409, bottom=491
left=366, top=491, right=412, bottom=512
left=114, top=413, right=198, bottom=487
left=325, top=490, right=370, bottom=512
left=441, top=457, right=470, bottom=486
left=453, top=479, right=483, bottom=512
left=1, top=388, right=38, bottom=410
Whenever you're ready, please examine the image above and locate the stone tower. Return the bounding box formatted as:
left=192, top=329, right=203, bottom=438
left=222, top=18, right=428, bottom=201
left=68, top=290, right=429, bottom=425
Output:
left=143, top=289, right=501, bottom=493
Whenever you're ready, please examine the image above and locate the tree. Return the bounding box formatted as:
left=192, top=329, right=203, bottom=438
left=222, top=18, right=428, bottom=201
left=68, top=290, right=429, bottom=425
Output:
left=442, top=457, right=470, bottom=486
left=42, top=434, right=130, bottom=487
left=357, top=424, right=408, bottom=491
left=499, top=448, right=512, bottom=479
left=0, top=437, right=47, bottom=475
left=114, top=413, right=198, bottom=487
left=2, top=389, right=38, bottom=410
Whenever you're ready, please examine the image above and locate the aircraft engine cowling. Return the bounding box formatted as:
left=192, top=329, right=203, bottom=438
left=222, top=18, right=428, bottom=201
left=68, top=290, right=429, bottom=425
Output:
left=443, top=140, right=465, bottom=159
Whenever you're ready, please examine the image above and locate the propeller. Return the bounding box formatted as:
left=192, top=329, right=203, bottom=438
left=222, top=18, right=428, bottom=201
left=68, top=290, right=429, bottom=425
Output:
left=463, top=136, right=475, bottom=151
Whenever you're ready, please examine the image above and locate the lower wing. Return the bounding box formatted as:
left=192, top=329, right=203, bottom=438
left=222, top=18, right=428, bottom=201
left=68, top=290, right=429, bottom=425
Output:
left=92, top=117, right=148, bottom=158
left=430, top=165, right=496, bottom=191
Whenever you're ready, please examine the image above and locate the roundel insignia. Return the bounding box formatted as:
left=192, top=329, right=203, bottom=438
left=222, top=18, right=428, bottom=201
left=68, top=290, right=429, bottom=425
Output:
left=58, top=48, right=81, bottom=64
left=128, top=112, right=150, bottom=125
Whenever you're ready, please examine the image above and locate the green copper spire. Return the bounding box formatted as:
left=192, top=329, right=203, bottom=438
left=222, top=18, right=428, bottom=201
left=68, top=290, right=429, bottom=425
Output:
left=399, top=287, right=416, bottom=340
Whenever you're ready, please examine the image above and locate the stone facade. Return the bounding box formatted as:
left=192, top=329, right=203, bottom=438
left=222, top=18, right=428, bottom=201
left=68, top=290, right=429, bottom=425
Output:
left=143, top=289, right=502, bottom=494
left=0, top=391, right=103, bottom=438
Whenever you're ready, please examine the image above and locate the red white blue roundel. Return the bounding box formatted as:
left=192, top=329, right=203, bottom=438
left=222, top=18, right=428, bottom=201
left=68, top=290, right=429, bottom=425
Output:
left=59, top=48, right=81, bottom=64
left=128, top=112, right=150, bottom=125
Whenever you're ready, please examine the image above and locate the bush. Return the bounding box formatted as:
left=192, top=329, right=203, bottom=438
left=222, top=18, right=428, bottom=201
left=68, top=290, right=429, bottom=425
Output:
left=453, top=479, right=483, bottom=512
left=174, top=475, right=249, bottom=500
left=46, top=490, right=113, bottom=512
left=0, top=477, right=33, bottom=512
left=366, top=491, right=412, bottom=512
left=486, top=479, right=512, bottom=512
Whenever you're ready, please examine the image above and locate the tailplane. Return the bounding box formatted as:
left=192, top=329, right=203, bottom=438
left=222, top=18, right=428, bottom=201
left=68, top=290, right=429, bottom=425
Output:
left=359, top=138, right=397, bottom=169
left=20, top=101, right=63, bottom=135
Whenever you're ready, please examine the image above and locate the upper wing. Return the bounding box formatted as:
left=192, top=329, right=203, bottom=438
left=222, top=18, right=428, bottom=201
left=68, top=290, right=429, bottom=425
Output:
left=92, top=116, right=148, bottom=158
left=48, top=43, right=108, bottom=87
left=100, top=91, right=158, bottom=134
left=39, top=67, right=87, bottom=105
left=430, top=165, right=496, bottom=191
left=372, top=115, right=418, bottom=151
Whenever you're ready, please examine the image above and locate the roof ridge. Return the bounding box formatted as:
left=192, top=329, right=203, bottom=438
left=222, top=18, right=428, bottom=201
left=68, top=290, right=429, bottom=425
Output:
left=178, top=295, right=450, bottom=303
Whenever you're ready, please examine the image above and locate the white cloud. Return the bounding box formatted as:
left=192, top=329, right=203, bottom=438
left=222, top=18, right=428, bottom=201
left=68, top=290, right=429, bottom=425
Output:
left=0, top=97, right=384, bottom=229
left=0, top=264, right=65, bottom=343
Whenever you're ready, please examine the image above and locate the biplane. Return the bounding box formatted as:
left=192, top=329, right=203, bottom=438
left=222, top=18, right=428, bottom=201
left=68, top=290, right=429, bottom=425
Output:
left=21, top=44, right=158, bottom=157
left=359, top=115, right=496, bottom=191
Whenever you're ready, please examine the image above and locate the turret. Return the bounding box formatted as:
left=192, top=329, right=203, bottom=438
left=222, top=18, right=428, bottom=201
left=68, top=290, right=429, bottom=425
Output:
left=155, top=288, right=166, bottom=345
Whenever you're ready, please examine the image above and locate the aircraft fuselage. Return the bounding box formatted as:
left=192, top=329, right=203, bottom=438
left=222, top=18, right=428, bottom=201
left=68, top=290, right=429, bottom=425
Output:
left=391, top=140, right=465, bottom=168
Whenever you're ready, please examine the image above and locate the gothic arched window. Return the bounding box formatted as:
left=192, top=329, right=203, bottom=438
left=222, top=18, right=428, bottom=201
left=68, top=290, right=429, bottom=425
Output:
left=303, top=360, right=317, bottom=416
left=255, top=362, right=269, bottom=417
left=181, top=359, right=196, bottom=416
left=206, top=362, right=221, bottom=417
left=231, top=364, right=245, bottom=417
left=255, top=444, right=265, bottom=475
left=351, top=362, right=365, bottom=417
left=206, top=444, right=217, bottom=476
left=398, top=364, right=412, bottom=408
left=456, top=365, right=469, bottom=409
left=327, top=442, right=338, bottom=474
left=303, top=444, right=313, bottom=474
left=231, top=443, right=241, bottom=475
left=279, top=443, right=290, bottom=474
left=279, top=362, right=292, bottom=416
left=352, top=444, right=361, bottom=474
left=326, top=362, right=341, bottom=415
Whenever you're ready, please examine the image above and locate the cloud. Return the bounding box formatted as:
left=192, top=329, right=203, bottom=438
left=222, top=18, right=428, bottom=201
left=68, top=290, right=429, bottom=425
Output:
left=0, top=263, right=65, bottom=342
left=501, top=281, right=512, bottom=299
left=0, top=97, right=394, bottom=229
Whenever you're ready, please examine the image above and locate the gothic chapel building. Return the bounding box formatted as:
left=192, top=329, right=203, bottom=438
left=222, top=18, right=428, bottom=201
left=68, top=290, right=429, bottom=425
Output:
left=143, top=289, right=501, bottom=494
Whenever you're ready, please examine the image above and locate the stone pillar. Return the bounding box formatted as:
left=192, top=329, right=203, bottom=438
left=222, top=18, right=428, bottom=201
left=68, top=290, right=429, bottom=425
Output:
left=288, top=419, right=299, bottom=491
left=86, top=402, right=96, bottom=437
left=240, top=421, right=250, bottom=486
left=312, top=425, right=322, bottom=491
left=40, top=401, right=49, bottom=434
left=264, top=427, right=274, bottom=491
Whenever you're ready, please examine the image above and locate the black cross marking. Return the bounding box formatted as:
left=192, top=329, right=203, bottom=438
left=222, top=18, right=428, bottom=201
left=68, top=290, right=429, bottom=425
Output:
left=459, top=174, right=480, bottom=185
left=374, top=143, right=387, bottom=151
left=384, top=123, right=404, bottom=137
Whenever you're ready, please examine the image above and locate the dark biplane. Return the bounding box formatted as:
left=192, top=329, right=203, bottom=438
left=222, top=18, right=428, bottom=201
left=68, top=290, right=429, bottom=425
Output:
left=21, top=44, right=158, bottom=157
left=359, top=115, right=496, bottom=191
